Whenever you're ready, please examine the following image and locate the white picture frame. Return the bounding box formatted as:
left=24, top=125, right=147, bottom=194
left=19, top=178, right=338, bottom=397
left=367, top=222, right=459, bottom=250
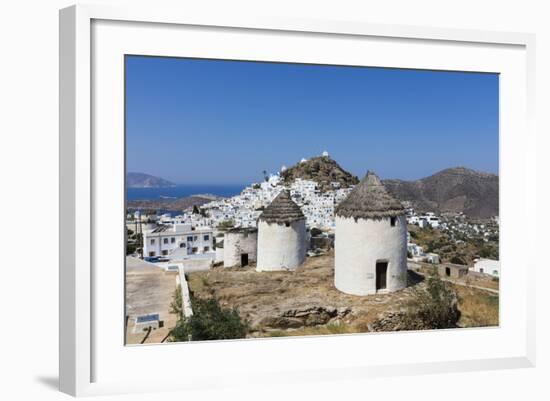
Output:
left=59, top=4, right=536, bottom=397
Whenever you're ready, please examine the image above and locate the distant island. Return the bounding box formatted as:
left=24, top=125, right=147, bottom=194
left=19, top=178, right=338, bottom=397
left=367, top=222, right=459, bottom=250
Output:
left=126, top=172, right=175, bottom=188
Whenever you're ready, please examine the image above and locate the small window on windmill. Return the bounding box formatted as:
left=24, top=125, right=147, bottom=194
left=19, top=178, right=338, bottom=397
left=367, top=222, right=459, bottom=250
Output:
left=285, top=222, right=290, bottom=227
left=390, top=217, right=397, bottom=227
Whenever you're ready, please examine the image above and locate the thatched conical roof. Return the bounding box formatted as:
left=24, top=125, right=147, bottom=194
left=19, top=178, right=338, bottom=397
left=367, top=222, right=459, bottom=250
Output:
left=335, top=171, right=405, bottom=219
left=258, top=190, right=305, bottom=225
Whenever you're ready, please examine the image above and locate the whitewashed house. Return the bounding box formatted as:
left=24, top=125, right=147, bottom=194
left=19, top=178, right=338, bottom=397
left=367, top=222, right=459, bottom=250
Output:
left=143, top=224, right=213, bottom=258
left=419, top=213, right=440, bottom=228
left=471, top=258, right=500, bottom=277
left=407, top=243, right=424, bottom=258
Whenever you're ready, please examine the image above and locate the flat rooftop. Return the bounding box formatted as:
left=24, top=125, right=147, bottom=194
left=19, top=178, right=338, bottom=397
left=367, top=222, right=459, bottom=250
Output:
left=125, top=257, right=179, bottom=344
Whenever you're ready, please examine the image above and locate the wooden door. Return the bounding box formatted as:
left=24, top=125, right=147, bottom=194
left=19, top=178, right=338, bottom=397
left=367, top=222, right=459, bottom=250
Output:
left=376, top=262, right=388, bottom=290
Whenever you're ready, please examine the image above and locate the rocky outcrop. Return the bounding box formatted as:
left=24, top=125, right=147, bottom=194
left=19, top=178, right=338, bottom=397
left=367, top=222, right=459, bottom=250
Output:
left=368, top=311, right=421, bottom=332
left=368, top=291, right=460, bottom=332
left=281, top=156, right=359, bottom=192
left=259, top=306, right=351, bottom=329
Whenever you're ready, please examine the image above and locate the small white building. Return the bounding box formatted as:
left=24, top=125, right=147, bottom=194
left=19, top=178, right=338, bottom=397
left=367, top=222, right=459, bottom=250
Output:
left=214, top=235, right=225, bottom=264
left=334, top=171, right=408, bottom=296
left=143, top=224, right=213, bottom=258
left=407, top=243, right=424, bottom=258
left=418, top=213, right=440, bottom=228
left=256, top=190, right=307, bottom=272
left=425, top=253, right=440, bottom=264
left=471, top=258, right=500, bottom=277
left=223, top=227, right=258, bottom=268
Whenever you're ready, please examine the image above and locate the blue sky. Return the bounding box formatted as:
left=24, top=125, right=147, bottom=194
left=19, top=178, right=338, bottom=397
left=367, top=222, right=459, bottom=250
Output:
left=126, top=56, right=498, bottom=185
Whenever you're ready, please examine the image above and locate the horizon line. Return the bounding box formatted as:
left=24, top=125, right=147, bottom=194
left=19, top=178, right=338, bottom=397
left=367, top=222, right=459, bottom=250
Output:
left=127, top=164, right=499, bottom=186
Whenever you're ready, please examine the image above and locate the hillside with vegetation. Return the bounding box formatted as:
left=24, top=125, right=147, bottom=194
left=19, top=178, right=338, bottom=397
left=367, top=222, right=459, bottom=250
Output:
left=408, top=224, right=499, bottom=265
left=281, top=156, right=359, bottom=191
left=383, top=167, right=499, bottom=218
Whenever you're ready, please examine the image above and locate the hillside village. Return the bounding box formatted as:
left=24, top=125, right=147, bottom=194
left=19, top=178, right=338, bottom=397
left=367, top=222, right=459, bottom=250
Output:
left=125, top=152, right=500, bottom=344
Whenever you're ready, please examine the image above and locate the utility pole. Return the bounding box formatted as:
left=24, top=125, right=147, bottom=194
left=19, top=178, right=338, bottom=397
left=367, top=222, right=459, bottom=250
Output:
left=138, top=210, right=144, bottom=259
left=134, top=214, right=138, bottom=255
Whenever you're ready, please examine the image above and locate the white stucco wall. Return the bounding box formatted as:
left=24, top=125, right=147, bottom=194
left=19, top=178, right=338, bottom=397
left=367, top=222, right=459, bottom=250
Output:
left=177, top=269, right=193, bottom=318
left=223, top=230, right=258, bottom=267
left=215, top=246, right=224, bottom=264
left=256, top=220, right=307, bottom=271
left=143, top=229, right=213, bottom=258
left=335, top=215, right=408, bottom=295
left=472, top=258, right=500, bottom=277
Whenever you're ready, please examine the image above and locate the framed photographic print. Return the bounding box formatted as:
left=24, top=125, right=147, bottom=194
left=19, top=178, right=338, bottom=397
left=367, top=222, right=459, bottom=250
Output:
left=59, top=4, right=536, bottom=397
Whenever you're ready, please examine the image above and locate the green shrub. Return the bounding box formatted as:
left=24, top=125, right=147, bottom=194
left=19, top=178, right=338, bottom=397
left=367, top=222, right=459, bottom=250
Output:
left=310, top=227, right=323, bottom=237
left=450, top=255, right=465, bottom=265
left=170, top=293, right=248, bottom=342
left=170, top=285, right=183, bottom=318
left=217, top=219, right=235, bottom=230
left=404, top=268, right=460, bottom=330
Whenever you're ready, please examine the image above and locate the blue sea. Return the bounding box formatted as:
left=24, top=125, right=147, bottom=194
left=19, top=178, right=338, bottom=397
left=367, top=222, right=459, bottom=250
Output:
left=126, top=184, right=246, bottom=201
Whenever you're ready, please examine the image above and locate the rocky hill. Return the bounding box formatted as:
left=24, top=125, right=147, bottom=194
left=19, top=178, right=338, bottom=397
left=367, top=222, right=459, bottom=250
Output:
left=281, top=156, right=359, bottom=191
left=126, top=172, right=175, bottom=188
left=383, top=167, right=499, bottom=218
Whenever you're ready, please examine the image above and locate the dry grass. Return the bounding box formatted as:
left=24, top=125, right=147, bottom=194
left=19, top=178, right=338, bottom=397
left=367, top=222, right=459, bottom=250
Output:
left=414, top=262, right=499, bottom=291
left=454, top=285, right=499, bottom=327
left=187, top=251, right=419, bottom=334
left=186, top=253, right=499, bottom=337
